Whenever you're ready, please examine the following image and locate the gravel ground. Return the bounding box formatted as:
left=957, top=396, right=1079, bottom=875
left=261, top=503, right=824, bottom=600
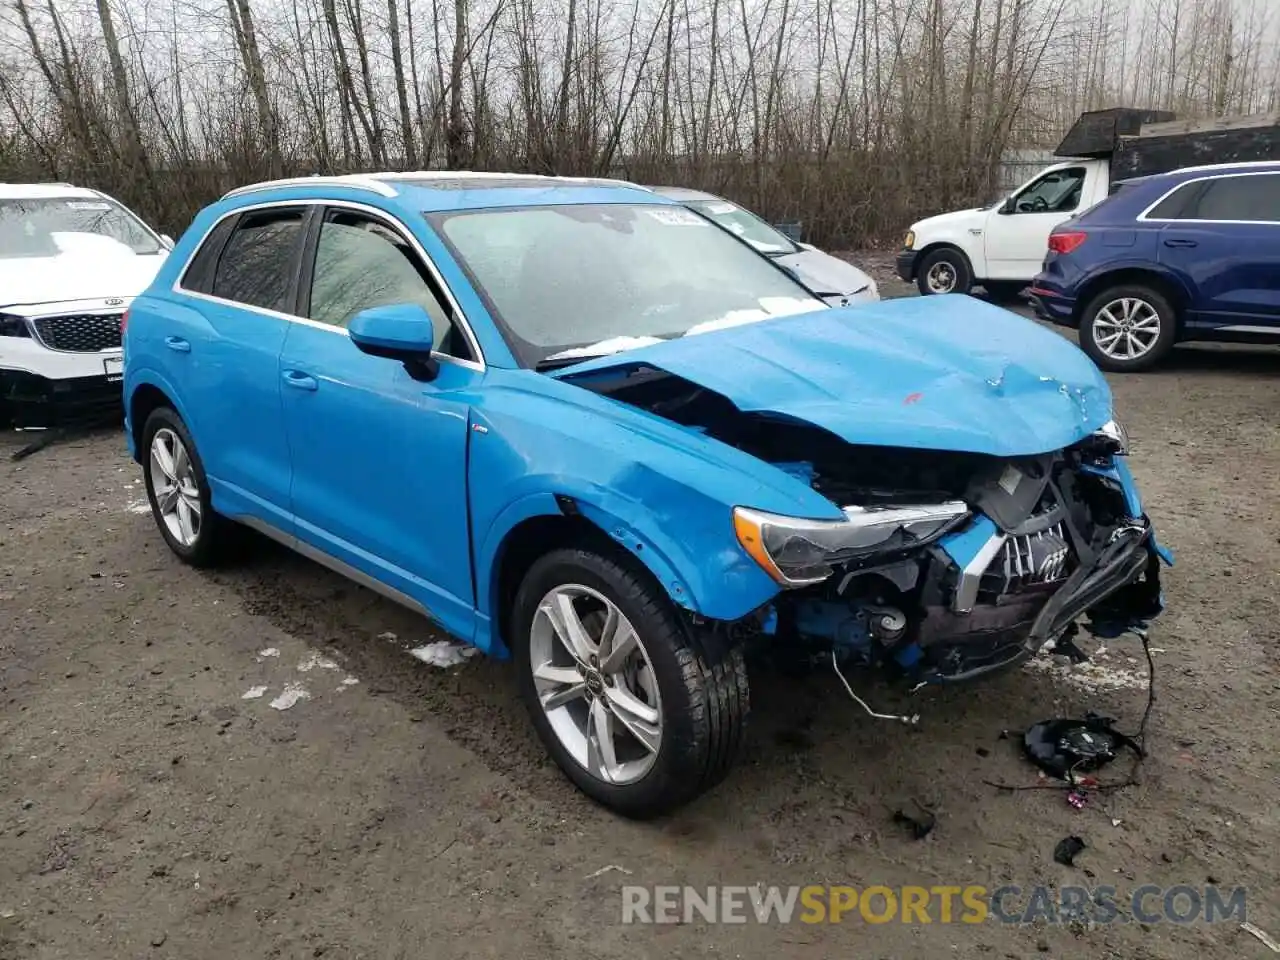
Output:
left=2, top=281, right=1279, bottom=959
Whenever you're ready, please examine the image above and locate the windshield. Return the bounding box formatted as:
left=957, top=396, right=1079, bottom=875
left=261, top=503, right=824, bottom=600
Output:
left=0, top=196, right=163, bottom=259
left=430, top=203, right=824, bottom=367
left=682, top=197, right=799, bottom=254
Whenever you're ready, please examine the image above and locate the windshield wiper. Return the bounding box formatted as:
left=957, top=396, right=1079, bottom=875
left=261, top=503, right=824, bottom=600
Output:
left=535, top=355, right=604, bottom=372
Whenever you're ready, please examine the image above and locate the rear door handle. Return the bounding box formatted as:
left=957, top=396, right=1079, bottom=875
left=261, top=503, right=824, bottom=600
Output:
left=1163, top=238, right=1198, bottom=248
left=164, top=336, right=191, bottom=353
left=282, top=369, right=318, bottom=391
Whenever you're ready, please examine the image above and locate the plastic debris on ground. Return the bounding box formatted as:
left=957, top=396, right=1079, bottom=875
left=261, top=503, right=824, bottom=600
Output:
left=1022, top=714, right=1142, bottom=782
left=1053, top=835, right=1087, bottom=867
left=410, top=640, right=480, bottom=668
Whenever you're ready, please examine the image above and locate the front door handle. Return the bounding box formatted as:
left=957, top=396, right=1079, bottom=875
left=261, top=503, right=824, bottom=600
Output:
left=164, top=336, right=191, bottom=353
left=1163, top=238, right=1198, bottom=248
left=282, top=369, right=318, bottom=391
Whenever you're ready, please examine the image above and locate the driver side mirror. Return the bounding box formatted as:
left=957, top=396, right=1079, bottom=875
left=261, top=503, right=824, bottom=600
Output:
left=999, top=196, right=1016, bottom=215
left=161, top=233, right=175, bottom=249
left=348, top=303, right=441, bottom=381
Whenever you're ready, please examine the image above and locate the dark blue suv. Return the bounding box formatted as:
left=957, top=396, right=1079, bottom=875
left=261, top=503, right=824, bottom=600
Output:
left=1029, top=160, right=1280, bottom=371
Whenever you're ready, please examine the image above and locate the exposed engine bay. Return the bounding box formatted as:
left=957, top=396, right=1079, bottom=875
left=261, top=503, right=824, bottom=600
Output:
left=580, top=367, right=1169, bottom=684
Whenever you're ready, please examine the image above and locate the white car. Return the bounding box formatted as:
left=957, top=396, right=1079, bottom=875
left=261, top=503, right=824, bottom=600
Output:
left=647, top=186, right=879, bottom=306
left=0, top=183, right=171, bottom=428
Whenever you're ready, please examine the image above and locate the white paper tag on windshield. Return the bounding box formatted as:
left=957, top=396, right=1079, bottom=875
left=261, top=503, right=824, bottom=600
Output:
left=646, top=208, right=707, bottom=226
left=66, top=201, right=111, bottom=210
left=703, top=200, right=737, bottom=215
left=998, top=464, right=1022, bottom=495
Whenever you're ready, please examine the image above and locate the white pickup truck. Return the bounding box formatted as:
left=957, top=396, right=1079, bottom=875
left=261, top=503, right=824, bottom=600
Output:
left=894, top=157, right=1111, bottom=298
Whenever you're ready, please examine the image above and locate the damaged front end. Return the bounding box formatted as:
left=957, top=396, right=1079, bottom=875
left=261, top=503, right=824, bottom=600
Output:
left=572, top=365, right=1170, bottom=685
left=739, top=429, right=1171, bottom=685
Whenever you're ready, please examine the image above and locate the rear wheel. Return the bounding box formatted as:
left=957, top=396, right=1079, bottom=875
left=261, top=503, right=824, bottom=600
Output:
left=916, top=248, right=973, bottom=296
left=1078, top=284, right=1177, bottom=372
left=141, top=407, right=236, bottom=566
left=511, top=545, right=748, bottom=818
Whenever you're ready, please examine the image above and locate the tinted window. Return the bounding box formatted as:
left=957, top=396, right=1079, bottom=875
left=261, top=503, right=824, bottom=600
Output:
left=211, top=209, right=305, bottom=312
left=306, top=210, right=468, bottom=357
left=1143, top=181, right=1203, bottom=220
left=180, top=217, right=237, bottom=293
left=1187, top=174, right=1280, bottom=222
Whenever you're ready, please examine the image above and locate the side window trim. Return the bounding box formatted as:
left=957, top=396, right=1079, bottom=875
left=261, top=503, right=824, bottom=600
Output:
left=1139, top=171, right=1280, bottom=224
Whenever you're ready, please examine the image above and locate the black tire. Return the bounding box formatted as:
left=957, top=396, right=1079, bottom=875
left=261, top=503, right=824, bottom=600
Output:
left=916, top=247, right=973, bottom=296
left=1078, top=284, right=1177, bottom=373
left=511, top=545, right=749, bottom=818
left=140, top=406, right=236, bottom=567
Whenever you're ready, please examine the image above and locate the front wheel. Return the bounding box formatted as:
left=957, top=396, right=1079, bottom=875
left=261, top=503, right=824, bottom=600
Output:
left=916, top=248, right=973, bottom=296
left=511, top=546, right=749, bottom=818
left=1078, top=285, right=1177, bottom=372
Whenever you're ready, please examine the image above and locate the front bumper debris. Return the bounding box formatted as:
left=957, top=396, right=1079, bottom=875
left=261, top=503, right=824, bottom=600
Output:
left=0, top=369, right=123, bottom=430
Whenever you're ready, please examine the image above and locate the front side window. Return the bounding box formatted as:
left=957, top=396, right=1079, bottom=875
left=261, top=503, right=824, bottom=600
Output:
left=211, top=209, right=305, bottom=313
left=431, top=203, right=824, bottom=368
left=683, top=198, right=800, bottom=255
left=305, top=210, right=468, bottom=357
left=0, top=196, right=164, bottom=259
left=1012, top=168, right=1086, bottom=214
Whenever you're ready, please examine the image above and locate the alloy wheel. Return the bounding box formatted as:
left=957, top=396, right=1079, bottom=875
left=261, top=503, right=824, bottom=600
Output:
left=925, top=261, right=957, bottom=293
left=528, top=584, right=663, bottom=785
left=1091, top=297, right=1161, bottom=361
left=149, top=427, right=202, bottom=547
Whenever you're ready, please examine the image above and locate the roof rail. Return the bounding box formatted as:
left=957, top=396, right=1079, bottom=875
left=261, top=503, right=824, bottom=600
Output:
left=221, top=174, right=399, bottom=200
left=1171, top=159, right=1280, bottom=175
left=373, top=170, right=644, bottom=188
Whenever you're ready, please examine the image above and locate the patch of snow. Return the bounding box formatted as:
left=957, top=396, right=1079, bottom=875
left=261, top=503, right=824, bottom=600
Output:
left=241, top=685, right=268, bottom=700
left=338, top=676, right=359, bottom=688
left=126, top=500, right=151, bottom=514
left=377, top=631, right=398, bottom=642
left=1023, top=643, right=1150, bottom=692
left=410, top=641, right=479, bottom=668
left=257, top=647, right=280, bottom=660
left=269, top=683, right=310, bottom=711
left=297, top=652, right=339, bottom=673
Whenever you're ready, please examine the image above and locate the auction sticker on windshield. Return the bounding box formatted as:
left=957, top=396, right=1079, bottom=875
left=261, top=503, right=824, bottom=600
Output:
left=646, top=208, right=708, bottom=226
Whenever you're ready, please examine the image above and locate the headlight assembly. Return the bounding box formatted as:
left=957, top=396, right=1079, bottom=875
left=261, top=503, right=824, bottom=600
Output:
left=733, top=501, right=970, bottom=587
left=0, top=313, right=30, bottom=338
left=1089, top=418, right=1129, bottom=456
left=904, top=230, right=916, bottom=250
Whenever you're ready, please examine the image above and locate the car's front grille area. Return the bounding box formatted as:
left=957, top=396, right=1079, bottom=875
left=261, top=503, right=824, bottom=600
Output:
left=31, top=313, right=123, bottom=352
left=985, top=523, right=1072, bottom=595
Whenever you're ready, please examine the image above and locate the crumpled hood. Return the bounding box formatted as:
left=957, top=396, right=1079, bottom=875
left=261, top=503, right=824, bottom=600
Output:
left=554, top=295, right=1113, bottom=457
left=0, top=238, right=166, bottom=310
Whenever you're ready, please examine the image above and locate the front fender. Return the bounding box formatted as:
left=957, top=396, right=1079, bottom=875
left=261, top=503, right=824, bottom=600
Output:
left=474, top=480, right=782, bottom=631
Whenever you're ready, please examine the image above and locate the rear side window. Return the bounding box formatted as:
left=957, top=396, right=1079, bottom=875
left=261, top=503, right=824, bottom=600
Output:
left=210, top=208, right=305, bottom=313
left=1146, top=173, right=1280, bottom=222
left=1189, top=174, right=1280, bottom=222
left=1144, top=181, right=1205, bottom=220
